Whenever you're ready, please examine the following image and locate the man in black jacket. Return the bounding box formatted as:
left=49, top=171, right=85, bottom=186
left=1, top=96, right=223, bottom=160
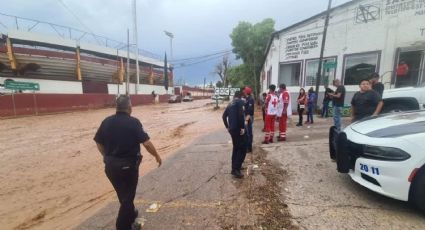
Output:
left=222, top=91, right=246, bottom=178
left=94, top=95, right=162, bottom=230
left=369, top=72, right=384, bottom=97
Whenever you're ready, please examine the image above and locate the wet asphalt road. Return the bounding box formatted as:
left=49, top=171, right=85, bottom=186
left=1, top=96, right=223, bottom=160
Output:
left=76, top=128, right=259, bottom=230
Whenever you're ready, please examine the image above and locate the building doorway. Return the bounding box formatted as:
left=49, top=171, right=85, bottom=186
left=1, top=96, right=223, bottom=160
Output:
left=279, top=62, right=302, bottom=87
left=395, top=50, right=425, bottom=88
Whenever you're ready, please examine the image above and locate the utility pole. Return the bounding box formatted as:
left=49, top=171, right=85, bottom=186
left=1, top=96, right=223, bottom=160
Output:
left=314, top=0, right=332, bottom=109
left=132, top=0, right=140, bottom=94
left=203, top=77, right=206, bottom=96
left=126, top=28, right=130, bottom=95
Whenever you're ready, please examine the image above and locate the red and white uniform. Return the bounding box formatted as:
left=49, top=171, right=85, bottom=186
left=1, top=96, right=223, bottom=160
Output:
left=277, top=90, right=292, bottom=139
left=264, top=92, right=279, bottom=142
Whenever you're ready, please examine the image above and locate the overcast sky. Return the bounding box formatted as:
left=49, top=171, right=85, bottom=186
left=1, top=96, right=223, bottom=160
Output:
left=0, top=0, right=351, bottom=85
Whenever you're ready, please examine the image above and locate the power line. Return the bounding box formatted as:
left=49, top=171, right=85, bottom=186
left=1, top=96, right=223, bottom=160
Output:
left=172, top=50, right=232, bottom=63
left=173, top=52, right=231, bottom=69
left=57, top=0, right=102, bottom=45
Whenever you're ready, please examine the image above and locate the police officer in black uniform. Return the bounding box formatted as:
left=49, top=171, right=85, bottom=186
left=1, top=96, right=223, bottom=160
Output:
left=243, top=87, right=255, bottom=153
left=222, top=90, right=246, bottom=178
left=94, top=95, right=162, bottom=230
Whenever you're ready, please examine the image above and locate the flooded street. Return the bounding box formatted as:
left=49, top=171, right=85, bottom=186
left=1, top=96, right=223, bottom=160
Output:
left=0, top=99, right=223, bottom=230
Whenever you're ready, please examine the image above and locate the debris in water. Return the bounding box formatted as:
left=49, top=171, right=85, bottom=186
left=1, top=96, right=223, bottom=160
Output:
left=135, top=217, right=146, bottom=227
left=146, top=203, right=161, bottom=213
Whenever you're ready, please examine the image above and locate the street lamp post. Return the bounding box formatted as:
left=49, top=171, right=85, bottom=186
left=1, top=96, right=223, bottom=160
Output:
left=164, top=30, right=174, bottom=61
left=132, top=0, right=140, bottom=94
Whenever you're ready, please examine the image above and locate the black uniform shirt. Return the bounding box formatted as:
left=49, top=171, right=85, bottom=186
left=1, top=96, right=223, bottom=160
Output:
left=351, top=90, right=382, bottom=121
left=94, top=112, right=149, bottom=161
left=245, top=95, right=255, bottom=117
left=333, top=85, right=346, bottom=107
left=222, top=99, right=245, bottom=135
left=372, top=82, right=384, bottom=98
left=323, top=87, right=334, bottom=103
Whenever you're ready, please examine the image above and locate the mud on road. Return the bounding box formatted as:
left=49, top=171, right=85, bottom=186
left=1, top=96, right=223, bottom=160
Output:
left=0, top=100, right=222, bottom=230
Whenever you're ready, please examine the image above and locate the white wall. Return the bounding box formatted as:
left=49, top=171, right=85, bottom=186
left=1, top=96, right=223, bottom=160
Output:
left=262, top=0, right=425, bottom=92
left=0, top=77, right=83, bottom=94
left=107, top=83, right=168, bottom=95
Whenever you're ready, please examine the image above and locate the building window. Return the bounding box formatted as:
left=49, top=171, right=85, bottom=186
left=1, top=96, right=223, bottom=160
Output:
left=279, top=62, right=302, bottom=86
left=343, top=52, right=380, bottom=85
left=305, top=58, right=337, bottom=86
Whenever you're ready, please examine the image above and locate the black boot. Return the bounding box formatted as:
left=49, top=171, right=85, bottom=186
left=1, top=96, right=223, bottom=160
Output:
left=231, top=169, right=244, bottom=179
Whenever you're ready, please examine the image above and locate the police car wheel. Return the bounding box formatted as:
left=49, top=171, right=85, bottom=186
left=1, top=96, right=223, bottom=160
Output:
left=336, top=132, right=350, bottom=173
left=329, top=126, right=337, bottom=160
left=411, top=166, right=425, bottom=213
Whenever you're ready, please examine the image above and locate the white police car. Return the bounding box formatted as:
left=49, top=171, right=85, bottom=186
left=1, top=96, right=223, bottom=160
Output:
left=329, top=110, right=425, bottom=212
left=382, top=86, right=425, bottom=113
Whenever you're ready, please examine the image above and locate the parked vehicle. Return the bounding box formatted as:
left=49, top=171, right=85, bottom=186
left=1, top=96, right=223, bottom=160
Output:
left=182, top=95, right=193, bottom=102
left=168, top=95, right=182, bottom=103
left=0, top=85, right=12, bottom=95
left=381, top=86, right=425, bottom=113
left=211, top=95, right=224, bottom=100
left=329, top=110, right=425, bottom=212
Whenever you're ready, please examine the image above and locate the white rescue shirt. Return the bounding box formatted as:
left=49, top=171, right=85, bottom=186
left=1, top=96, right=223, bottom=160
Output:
left=277, top=90, right=292, bottom=117
left=265, top=93, right=279, bottom=115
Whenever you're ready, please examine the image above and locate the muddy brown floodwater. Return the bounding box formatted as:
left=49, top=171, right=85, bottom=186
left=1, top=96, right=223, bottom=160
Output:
left=0, top=99, right=224, bottom=230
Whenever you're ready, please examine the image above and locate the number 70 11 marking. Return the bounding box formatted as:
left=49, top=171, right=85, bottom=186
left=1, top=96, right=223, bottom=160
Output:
left=360, top=163, right=380, bottom=175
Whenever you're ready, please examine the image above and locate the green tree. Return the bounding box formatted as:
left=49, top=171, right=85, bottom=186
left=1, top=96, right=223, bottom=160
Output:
left=227, top=64, right=254, bottom=87
left=230, top=18, right=275, bottom=98
left=215, top=81, right=224, bottom=88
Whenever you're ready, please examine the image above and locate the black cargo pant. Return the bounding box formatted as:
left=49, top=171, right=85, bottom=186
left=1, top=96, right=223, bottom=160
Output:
left=230, top=131, right=247, bottom=171
left=105, top=158, right=140, bottom=230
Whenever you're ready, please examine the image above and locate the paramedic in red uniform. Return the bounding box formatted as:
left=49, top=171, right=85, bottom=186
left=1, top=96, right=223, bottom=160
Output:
left=277, top=84, right=291, bottom=141
left=262, top=84, right=278, bottom=144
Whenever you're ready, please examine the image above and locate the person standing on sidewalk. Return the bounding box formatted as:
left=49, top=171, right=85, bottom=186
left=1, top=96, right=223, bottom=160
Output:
left=243, top=86, right=255, bottom=153
left=277, top=84, right=292, bottom=141
left=321, top=85, right=333, bottom=118
left=222, top=90, right=246, bottom=178
left=94, top=95, right=162, bottom=230
left=296, top=88, right=307, bottom=127
left=262, top=85, right=279, bottom=144
left=369, top=72, right=384, bottom=97
left=306, top=87, right=316, bottom=124
left=329, top=79, right=346, bottom=131
left=260, top=92, right=267, bottom=131
left=351, top=79, right=383, bottom=122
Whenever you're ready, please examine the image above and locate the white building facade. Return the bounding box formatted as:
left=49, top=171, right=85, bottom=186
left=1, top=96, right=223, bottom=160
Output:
left=262, top=0, right=425, bottom=99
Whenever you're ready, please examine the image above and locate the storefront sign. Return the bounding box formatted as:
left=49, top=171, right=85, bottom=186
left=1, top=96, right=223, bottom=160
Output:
left=385, top=0, right=425, bottom=16
left=285, top=32, right=322, bottom=59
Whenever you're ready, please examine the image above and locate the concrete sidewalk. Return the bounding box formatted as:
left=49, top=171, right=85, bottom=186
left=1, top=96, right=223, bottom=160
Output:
left=75, top=127, right=292, bottom=229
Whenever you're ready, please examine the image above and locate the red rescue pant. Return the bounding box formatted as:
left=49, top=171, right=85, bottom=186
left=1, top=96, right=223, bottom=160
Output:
left=264, top=115, right=276, bottom=141
left=279, top=115, right=288, bottom=138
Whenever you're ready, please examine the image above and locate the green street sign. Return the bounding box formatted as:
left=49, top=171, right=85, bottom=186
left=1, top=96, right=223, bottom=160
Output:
left=5, top=80, right=40, bottom=91
left=323, top=62, right=336, bottom=69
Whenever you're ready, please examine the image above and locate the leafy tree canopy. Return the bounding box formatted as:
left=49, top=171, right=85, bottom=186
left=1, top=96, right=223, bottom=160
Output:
left=227, top=64, right=254, bottom=88
left=229, top=18, right=275, bottom=96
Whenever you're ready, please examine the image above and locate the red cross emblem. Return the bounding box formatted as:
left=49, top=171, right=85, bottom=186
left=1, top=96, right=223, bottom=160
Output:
left=271, top=98, right=278, bottom=107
